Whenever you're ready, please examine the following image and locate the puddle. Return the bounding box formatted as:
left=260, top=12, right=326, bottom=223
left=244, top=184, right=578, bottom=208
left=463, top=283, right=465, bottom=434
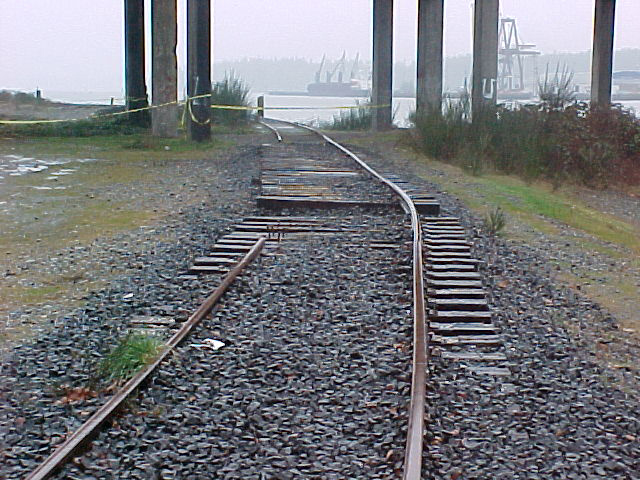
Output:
left=30, top=186, right=66, bottom=191
left=50, top=169, right=76, bottom=176
left=0, top=155, right=96, bottom=183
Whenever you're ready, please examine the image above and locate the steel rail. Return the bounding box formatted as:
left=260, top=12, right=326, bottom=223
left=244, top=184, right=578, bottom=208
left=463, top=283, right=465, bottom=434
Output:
left=26, top=238, right=266, bottom=480
left=263, top=119, right=427, bottom=480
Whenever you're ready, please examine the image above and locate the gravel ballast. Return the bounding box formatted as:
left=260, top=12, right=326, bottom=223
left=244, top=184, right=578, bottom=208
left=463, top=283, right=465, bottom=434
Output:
left=53, top=216, right=413, bottom=479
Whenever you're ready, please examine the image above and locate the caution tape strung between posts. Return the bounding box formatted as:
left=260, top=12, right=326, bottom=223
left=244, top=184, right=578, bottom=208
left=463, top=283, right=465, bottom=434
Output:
left=0, top=92, right=390, bottom=125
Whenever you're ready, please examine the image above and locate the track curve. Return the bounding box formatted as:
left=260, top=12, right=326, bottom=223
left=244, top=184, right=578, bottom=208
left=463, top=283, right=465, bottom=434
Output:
left=261, top=118, right=427, bottom=480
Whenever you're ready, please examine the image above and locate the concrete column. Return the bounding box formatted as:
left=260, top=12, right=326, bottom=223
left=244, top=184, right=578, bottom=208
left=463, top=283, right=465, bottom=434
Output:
left=471, top=0, right=499, bottom=119
left=187, top=0, right=212, bottom=142
left=124, top=0, right=149, bottom=125
left=151, top=0, right=178, bottom=137
left=591, top=0, right=616, bottom=106
left=372, top=0, right=393, bottom=130
left=416, top=0, right=444, bottom=117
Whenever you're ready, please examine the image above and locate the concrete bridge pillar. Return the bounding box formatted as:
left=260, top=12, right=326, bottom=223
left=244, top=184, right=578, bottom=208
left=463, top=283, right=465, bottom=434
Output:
left=124, top=0, right=149, bottom=125
left=151, top=0, right=179, bottom=137
left=591, top=0, right=617, bottom=106
left=471, top=0, right=499, bottom=119
left=187, top=0, right=212, bottom=142
left=372, top=0, right=394, bottom=130
left=416, top=0, right=444, bottom=117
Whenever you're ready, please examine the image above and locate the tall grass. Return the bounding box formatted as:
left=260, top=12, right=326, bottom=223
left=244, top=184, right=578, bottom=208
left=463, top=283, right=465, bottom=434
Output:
left=326, top=101, right=372, bottom=130
left=211, top=73, right=251, bottom=125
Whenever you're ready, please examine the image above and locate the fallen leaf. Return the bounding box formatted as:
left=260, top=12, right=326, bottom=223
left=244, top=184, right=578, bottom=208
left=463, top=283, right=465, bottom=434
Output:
left=61, top=387, right=96, bottom=404
left=385, top=449, right=394, bottom=461
left=497, top=280, right=509, bottom=288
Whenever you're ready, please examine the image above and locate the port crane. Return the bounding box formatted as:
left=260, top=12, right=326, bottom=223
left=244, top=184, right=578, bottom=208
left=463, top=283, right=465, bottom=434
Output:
left=498, top=18, right=540, bottom=92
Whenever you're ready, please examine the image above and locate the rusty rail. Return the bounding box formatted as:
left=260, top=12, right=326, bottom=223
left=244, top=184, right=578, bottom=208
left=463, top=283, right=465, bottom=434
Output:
left=26, top=238, right=266, bottom=480
left=263, top=119, right=427, bottom=480
left=258, top=120, right=283, bottom=142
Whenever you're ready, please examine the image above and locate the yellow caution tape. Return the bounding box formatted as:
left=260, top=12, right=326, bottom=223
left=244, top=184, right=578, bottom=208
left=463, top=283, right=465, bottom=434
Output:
left=0, top=93, right=388, bottom=125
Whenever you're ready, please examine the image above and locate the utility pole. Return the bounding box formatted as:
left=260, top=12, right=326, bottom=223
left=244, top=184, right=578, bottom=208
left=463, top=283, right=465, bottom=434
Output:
left=187, top=0, right=212, bottom=141
left=124, top=0, right=149, bottom=126
left=471, top=0, right=499, bottom=119
left=591, top=0, right=616, bottom=107
left=372, top=0, right=394, bottom=130
left=151, top=0, right=178, bottom=137
left=416, top=0, right=444, bottom=118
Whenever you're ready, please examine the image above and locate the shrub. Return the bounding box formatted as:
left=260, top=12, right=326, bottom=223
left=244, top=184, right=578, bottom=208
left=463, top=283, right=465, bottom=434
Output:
left=0, top=115, right=145, bottom=138
left=410, top=98, right=640, bottom=188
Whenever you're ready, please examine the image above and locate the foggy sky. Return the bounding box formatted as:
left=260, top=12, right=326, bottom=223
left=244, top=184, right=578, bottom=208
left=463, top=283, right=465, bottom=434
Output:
left=1, top=0, right=639, bottom=93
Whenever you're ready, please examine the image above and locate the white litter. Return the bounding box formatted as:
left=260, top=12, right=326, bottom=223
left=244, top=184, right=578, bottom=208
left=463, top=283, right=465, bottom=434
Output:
left=190, top=339, right=225, bottom=351
left=122, top=293, right=134, bottom=299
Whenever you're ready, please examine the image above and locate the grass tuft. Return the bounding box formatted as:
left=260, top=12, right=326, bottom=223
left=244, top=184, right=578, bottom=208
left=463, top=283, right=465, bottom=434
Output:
left=97, top=333, right=164, bottom=384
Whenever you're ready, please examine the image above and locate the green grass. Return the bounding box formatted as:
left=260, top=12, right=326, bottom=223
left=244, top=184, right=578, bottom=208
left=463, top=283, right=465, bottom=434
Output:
left=436, top=170, right=640, bottom=254
left=97, top=333, right=165, bottom=384
left=9, top=285, right=64, bottom=303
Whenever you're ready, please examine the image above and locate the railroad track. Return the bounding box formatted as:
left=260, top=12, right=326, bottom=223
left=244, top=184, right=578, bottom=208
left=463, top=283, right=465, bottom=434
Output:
left=16, top=120, right=508, bottom=480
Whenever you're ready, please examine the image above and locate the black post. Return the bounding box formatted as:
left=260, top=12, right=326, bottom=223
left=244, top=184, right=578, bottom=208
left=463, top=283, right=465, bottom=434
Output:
left=371, top=0, right=394, bottom=130
left=591, top=0, right=617, bottom=106
left=416, top=0, right=444, bottom=117
left=124, top=0, right=150, bottom=126
left=472, top=0, right=499, bottom=120
left=187, top=0, right=212, bottom=141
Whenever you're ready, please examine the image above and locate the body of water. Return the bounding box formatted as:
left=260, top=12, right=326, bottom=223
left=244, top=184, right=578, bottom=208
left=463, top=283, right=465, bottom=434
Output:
left=260, top=94, right=416, bottom=127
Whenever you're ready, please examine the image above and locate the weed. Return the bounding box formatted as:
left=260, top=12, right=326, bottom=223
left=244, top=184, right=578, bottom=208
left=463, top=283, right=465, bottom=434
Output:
left=483, top=206, right=506, bottom=235
left=538, top=63, right=576, bottom=110
left=97, top=333, right=164, bottom=384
